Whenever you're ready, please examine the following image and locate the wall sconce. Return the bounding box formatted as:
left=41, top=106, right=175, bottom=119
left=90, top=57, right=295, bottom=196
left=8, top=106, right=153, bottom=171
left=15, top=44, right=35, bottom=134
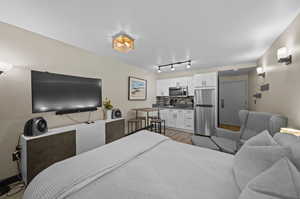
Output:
left=256, top=67, right=265, bottom=78
left=0, top=62, right=13, bottom=75
left=277, top=47, right=292, bottom=65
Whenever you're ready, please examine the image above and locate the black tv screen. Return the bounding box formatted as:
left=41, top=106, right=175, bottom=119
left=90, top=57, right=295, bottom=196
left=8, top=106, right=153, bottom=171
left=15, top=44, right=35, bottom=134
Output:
left=31, top=71, right=102, bottom=114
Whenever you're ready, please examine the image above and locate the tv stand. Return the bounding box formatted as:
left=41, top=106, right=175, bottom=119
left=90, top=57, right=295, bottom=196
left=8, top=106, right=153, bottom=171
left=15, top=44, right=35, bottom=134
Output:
left=20, top=118, right=124, bottom=184
left=56, top=107, right=97, bottom=115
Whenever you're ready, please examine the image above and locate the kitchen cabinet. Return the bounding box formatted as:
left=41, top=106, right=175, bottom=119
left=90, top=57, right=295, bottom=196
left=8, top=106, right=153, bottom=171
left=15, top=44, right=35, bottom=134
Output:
left=176, top=109, right=185, bottom=129
left=161, top=108, right=194, bottom=132
left=187, top=77, right=194, bottom=96
left=156, top=79, right=169, bottom=96
left=159, top=109, right=168, bottom=124
left=167, top=109, right=177, bottom=128
left=183, top=110, right=194, bottom=131
left=193, top=72, right=217, bottom=88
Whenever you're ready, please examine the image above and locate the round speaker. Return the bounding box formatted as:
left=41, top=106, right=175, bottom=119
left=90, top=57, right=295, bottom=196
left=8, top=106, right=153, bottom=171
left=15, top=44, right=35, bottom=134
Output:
left=24, top=117, right=48, bottom=136
left=112, top=109, right=122, bottom=119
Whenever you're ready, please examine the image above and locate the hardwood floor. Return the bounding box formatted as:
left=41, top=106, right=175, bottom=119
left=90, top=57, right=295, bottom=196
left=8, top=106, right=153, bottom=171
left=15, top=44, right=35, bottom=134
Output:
left=164, top=128, right=192, bottom=144
left=219, top=124, right=240, bottom=131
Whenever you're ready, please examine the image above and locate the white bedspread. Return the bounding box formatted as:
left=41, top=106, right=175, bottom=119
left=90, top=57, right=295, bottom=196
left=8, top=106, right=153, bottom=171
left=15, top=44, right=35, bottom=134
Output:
left=23, top=131, right=240, bottom=199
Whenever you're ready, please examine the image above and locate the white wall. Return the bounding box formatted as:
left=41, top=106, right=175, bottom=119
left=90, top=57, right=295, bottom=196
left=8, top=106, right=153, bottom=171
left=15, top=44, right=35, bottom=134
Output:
left=249, top=13, right=300, bottom=128
left=0, top=22, right=157, bottom=179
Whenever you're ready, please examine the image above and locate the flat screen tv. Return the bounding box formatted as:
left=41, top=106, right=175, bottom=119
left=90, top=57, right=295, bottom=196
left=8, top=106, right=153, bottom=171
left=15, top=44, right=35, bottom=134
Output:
left=31, top=71, right=102, bottom=114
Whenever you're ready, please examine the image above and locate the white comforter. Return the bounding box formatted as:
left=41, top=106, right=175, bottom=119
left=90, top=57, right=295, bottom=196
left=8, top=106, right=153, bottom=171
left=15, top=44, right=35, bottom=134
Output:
left=23, top=131, right=240, bottom=199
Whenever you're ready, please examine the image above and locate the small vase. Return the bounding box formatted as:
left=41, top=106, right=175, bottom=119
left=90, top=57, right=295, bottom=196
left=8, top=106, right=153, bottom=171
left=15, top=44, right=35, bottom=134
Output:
left=106, top=110, right=112, bottom=120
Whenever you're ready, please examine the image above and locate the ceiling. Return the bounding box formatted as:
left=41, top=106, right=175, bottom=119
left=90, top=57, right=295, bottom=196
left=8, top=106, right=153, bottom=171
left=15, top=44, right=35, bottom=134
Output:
left=0, top=1, right=300, bottom=72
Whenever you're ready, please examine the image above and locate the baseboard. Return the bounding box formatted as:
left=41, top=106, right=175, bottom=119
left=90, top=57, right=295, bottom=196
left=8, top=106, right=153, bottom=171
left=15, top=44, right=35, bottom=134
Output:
left=0, top=174, right=21, bottom=187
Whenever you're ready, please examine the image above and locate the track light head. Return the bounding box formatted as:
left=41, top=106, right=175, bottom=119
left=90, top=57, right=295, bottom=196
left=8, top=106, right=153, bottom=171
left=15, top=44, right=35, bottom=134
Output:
left=186, top=61, right=191, bottom=69
left=157, top=67, right=162, bottom=73
left=171, top=65, right=175, bottom=71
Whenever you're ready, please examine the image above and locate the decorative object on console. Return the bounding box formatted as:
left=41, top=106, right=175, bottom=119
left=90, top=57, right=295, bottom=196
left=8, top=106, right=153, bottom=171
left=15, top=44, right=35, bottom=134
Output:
left=0, top=62, right=13, bottom=75
left=112, top=109, right=122, bottom=119
left=277, top=47, right=292, bottom=65
left=128, top=76, right=147, bottom=101
left=103, top=97, right=113, bottom=120
left=24, top=117, right=48, bottom=136
left=112, top=32, right=134, bottom=53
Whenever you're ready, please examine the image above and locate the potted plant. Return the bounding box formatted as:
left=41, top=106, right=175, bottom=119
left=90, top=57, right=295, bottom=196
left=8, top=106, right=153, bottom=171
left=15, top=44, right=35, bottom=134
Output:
left=103, top=97, right=113, bottom=120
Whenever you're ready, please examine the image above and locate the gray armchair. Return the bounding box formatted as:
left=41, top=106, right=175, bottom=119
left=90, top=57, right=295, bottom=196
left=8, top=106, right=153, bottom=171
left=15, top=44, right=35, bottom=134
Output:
left=192, top=110, right=288, bottom=154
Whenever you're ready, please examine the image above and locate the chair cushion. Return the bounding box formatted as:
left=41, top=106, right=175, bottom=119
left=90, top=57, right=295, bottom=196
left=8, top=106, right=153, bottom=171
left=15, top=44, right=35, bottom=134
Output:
left=233, top=131, right=292, bottom=190
left=239, top=158, right=300, bottom=199
left=274, top=133, right=300, bottom=171
left=211, top=136, right=237, bottom=154
left=191, top=135, right=220, bottom=151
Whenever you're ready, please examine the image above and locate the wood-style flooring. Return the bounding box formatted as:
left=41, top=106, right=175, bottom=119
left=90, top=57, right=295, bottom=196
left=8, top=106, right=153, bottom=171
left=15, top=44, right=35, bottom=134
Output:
left=164, top=128, right=193, bottom=144
left=219, top=124, right=240, bottom=131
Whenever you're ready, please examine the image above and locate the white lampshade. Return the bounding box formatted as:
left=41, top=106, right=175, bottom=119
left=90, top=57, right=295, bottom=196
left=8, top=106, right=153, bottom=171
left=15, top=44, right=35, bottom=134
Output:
left=256, top=67, right=264, bottom=74
left=277, top=47, right=289, bottom=60
left=0, top=62, right=13, bottom=73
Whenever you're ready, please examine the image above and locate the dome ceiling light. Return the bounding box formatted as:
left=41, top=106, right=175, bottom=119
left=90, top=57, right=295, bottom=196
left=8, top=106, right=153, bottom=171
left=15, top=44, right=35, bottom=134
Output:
left=112, top=32, right=134, bottom=53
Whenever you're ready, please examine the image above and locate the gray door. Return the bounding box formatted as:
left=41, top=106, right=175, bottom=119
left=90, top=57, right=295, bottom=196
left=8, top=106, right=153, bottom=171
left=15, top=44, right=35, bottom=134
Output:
left=219, top=80, right=248, bottom=126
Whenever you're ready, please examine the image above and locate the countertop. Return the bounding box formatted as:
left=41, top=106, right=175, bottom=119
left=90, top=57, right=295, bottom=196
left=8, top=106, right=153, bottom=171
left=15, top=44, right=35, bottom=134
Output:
left=152, top=104, right=194, bottom=110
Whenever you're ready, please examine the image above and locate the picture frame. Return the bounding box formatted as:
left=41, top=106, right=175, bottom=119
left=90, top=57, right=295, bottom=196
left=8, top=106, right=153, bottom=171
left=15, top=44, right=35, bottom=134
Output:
left=128, top=76, right=147, bottom=101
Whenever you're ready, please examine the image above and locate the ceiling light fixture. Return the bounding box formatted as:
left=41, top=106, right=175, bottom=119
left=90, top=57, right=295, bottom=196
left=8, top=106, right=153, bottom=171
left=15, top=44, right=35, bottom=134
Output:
left=112, top=32, right=134, bottom=53
left=156, top=59, right=191, bottom=73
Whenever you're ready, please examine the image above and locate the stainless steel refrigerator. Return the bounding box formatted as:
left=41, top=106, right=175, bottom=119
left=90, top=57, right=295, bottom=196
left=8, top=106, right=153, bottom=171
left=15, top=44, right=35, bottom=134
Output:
left=194, top=88, right=216, bottom=136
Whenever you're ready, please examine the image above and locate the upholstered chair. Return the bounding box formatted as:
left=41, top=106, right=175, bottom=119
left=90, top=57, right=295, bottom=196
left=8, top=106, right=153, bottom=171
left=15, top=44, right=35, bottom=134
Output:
left=191, top=110, right=288, bottom=154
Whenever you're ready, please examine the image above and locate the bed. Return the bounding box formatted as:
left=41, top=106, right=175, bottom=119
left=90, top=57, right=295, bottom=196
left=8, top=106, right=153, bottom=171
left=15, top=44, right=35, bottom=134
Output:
left=23, top=130, right=240, bottom=199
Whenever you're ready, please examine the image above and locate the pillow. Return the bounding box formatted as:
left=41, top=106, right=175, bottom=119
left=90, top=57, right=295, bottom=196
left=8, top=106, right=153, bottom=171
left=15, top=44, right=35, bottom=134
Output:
left=274, top=133, right=300, bottom=170
left=234, top=131, right=291, bottom=190
left=244, top=130, right=277, bottom=146
left=239, top=158, right=300, bottom=199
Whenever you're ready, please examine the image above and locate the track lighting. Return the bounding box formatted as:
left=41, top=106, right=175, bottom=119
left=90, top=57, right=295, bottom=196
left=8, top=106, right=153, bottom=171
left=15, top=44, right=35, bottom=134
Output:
left=156, top=59, right=191, bottom=73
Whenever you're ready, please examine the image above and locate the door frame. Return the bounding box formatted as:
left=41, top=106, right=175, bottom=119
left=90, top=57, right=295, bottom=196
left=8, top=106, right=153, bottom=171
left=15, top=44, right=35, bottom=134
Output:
left=218, top=79, right=248, bottom=126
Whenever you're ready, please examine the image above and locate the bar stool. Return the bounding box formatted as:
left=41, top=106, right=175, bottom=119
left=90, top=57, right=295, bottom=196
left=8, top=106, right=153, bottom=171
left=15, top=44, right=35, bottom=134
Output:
left=150, top=119, right=166, bottom=135
left=136, top=116, right=147, bottom=128
left=128, top=119, right=142, bottom=133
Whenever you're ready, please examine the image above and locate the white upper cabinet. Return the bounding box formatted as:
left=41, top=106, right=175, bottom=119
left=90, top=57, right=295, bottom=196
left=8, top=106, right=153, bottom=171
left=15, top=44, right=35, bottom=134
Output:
left=187, top=77, right=194, bottom=96
left=156, top=79, right=169, bottom=96
left=193, top=72, right=218, bottom=88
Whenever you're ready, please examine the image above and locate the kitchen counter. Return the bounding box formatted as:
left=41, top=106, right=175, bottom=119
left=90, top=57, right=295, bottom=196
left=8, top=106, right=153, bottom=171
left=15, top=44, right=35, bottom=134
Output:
left=152, top=104, right=194, bottom=110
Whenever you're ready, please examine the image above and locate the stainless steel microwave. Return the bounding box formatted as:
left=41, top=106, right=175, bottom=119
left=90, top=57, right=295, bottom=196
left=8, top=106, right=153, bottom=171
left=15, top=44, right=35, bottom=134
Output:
left=169, top=87, right=188, bottom=97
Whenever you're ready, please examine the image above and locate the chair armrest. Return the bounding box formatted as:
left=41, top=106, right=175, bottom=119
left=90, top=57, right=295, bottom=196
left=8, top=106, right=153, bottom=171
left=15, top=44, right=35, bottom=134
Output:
left=215, top=128, right=241, bottom=141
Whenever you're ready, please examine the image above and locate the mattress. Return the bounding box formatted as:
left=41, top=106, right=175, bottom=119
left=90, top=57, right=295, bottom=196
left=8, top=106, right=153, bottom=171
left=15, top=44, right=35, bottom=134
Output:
left=23, top=130, right=240, bottom=199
